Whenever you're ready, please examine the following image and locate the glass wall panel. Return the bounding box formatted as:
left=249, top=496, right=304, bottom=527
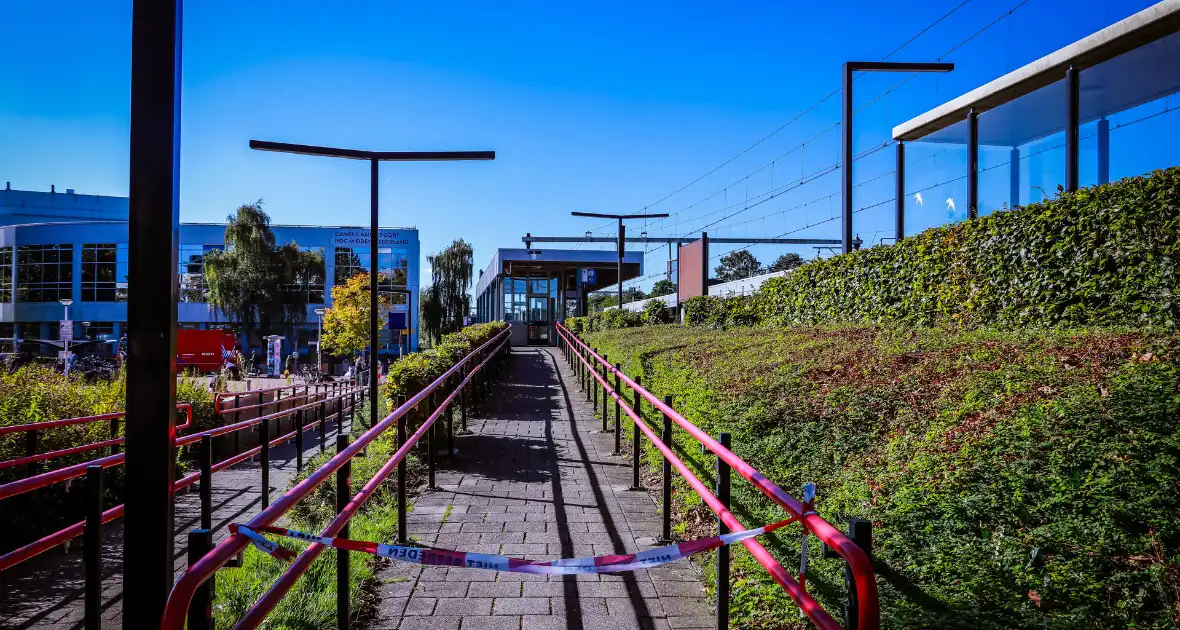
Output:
left=81, top=243, right=128, bottom=302
left=0, top=247, right=12, bottom=302
left=17, top=244, right=73, bottom=303
left=905, top=119, right=968, bottom=236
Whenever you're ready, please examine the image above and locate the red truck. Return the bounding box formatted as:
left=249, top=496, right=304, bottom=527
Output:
left=176, top=329, right=237, bottom=374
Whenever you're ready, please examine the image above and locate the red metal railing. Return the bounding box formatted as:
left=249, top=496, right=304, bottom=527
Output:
left=159, top=326, right=512, bottom=630
left=0, top=389, right=360, bottom=571
left=213, top=381, right=354, bottom=415
left=557, top=322, right=879, bottom=630
left=0, top=404, right=193, bottom=471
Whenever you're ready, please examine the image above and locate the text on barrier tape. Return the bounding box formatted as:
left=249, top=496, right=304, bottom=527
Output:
left=232, top=516, right=798, bottom=575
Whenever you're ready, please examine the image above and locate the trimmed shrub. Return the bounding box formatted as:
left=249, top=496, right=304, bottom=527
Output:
left=643, top=298, right=673, bottom=325
left=381, top=321, right=507, bottom=402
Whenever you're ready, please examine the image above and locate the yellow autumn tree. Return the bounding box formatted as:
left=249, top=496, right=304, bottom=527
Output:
left=320, top=273, right=391, bottom=357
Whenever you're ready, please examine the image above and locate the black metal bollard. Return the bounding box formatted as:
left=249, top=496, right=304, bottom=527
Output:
left=260, top=416, right=270, bottom=508
left=630, top=376, right=643, bottom=490
left=660, top=395, right=674, bottom=543
left=397, top=402, right=408, bottom=545
left=84, top=465, right=103, bottom=630
left=295, top=409, right=304, bottom=472
left=715, top=432, right=732, bottom=630
left=336, top=435, right=352, bottom=630
left=200, top=434, right=213, bottom=530
left=186, top=529, right=214, bottom=630
left=613, top=363, right=622, bottom=452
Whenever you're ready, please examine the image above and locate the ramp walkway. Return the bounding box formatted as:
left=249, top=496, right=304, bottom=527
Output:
left=370, top=347, right=712, bottom=630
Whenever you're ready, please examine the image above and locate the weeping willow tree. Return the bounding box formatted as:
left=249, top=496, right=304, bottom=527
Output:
left=421, top=239, right=474, bottom=345
left=204, top=201, right=324, bottom=347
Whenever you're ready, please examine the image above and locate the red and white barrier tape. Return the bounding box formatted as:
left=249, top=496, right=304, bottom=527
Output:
left=232, top=516, right=798, bottom=575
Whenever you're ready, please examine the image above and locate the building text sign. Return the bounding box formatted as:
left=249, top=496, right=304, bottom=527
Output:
left=332, top=230, right=414, bottom=247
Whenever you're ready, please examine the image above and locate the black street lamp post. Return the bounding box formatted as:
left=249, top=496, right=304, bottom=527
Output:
left=248, top=141, right=494, bottom=439
left=570, top=212, right=669, bottom=313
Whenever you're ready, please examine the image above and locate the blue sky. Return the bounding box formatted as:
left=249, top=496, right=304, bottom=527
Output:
left=0, top=0, right=1164, bottom=292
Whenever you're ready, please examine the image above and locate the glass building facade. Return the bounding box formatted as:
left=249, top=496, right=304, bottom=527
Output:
left=0, top=186, right=420, bottom=361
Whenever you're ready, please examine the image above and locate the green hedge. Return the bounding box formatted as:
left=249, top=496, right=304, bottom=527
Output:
left=583, top=325, right=1180, bottom=629
left=381, top=321, right=508, bottom=402
left=682, top=168, right=1179, bottom=330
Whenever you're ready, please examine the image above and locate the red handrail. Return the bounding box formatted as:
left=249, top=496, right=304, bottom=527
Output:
left=557, top=322, right=879, bottom=630
left=214, top=381, right=353, bottom=414
left=0, top=389, right=361, bottom=572
left=160, top=326, right=512, bottom=630
left=0, top=404, right=194, bottom=470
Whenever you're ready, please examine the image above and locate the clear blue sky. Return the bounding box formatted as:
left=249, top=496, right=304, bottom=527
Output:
left=0, top=0, right=1162, bottom=292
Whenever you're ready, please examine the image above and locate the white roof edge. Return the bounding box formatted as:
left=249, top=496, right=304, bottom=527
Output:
left=892, top=0, right=1180, bottom=141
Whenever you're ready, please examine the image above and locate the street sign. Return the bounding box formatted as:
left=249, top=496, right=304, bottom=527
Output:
left=59, top=320, right=73, bottom=342
left=581, top=269, right=597, bottom=284
left=389, top=312, right=408, bottom=330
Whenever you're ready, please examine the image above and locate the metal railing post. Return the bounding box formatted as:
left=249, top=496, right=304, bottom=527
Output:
left=295, top=409, right=304, bottom=472
left=260, top=416, right=270, bottom=507
left=319, top=399, right=327, bottom=454
left=660, top=395, right=674, bottom=544
left=186, top=529, right=214, bottom=630
left=592, top=348, right=599, bottom=413
left=601, top=354, right=610, bottom=432
left=446, top=376, right=455, bottom=455
left=459, top=364, right=468, bottom=433
left=110, top=416, right=121, bottom=455
left=200, top=434, right=212, bottom=530
left=335, top=434, right=352, bottom=630
left=844, top=519, right=872, bottom=630
left=631, top=376, right=642, bottom=490
left=397, top=395, right=408, bottom=545
left=337, top=396, right=344, bottom=432
left=716, top=432, right=732, bottom=630
left=84, top=465, right=103, bottom=630
left=24, top=430, right=39, bottom=477
left=232, top=394, right=241, bottom=455
left=427, top=391, right=436, bottom=489
left=613, top=363, right=622, bottom=453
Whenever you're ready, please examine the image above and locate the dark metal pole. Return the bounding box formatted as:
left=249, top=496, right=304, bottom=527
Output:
left=660, top=396, right=673, bottom=544
left=617, top=219, right=624, bottom=313
left=613, top=363, right=621, bottom=453
left=186, top=529, right=214, bottom=630
left=459, top=365, right=468, bottom=433
left=124, top=2, right=181, bottom=623
left=601, top=354, right=610, bottom=432
left=369, top=158, right=380, bottom=437
left=295, top=408, right=304, bottom=472
left=446, top=376, right=454, bottom=455
left=199, top=434, right=212, bottom=530
left=397, top=405, right=408, bottom=545
left=1065, top=65, right=1080, bottom=193
left=844, top=518, right=873, bottom=630
left=967, top=107, right=979, bottom=219
left=841, top=62, right=854, bottom=254
left=715, top=433, right=732, bottom=630
left=260, top=416, right=270, bottom=507
left=336, top=435, right=352, bottom=630
left=895, top=141, right=905, bottom=241
left=85, top=465, right=104, bottom=630
left=427, top=392, right=436, bottom=489
left=592, top=349, right=599, bottom=412
left=630, top=375, right=643, bottom=490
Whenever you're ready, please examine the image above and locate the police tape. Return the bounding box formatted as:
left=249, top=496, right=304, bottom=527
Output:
left=231, top=516, right=799, bottom=575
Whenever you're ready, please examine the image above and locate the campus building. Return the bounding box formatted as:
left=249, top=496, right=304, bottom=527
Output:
left=0, top=184, right=420, bottom=361
left=474, top=248, right=643, bottom=346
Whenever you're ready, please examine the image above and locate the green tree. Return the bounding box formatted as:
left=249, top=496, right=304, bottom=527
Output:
left=320, top=272, right=391, bottom=357
left=422, top=239, right=474, bottom=344
left=650, top=279, right=677, bottom=297
left=204, top=202, right=324, bottom=345
left=768, top=252, right=805, bottom=272
left=714, top=249, right=762, bottom=282
left=420, top=286, right=443, bottom=346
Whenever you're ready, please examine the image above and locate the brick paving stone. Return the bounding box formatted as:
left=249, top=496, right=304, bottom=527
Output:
left=367, top=348, right=711, bottom=630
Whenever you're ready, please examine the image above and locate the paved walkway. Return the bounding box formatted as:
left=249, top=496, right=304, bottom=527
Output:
left=0, top=414, right=351, bottom=629
left=370, top=347, right=712, bottom=630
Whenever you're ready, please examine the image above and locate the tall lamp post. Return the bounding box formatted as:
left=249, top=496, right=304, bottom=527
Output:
left=570, top=212, right=668, bottom=312
left=314, top=308, right=325, bottom=370
left=841, top=61, right=953, bottom=252
left=250, top=140, right=494, bottom=430
left=59, top=298, right=73, bottom=374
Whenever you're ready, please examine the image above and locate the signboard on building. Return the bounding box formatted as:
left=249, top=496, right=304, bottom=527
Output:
left=331, top=230, right=413, bottom=247
left=267, top=336, right=283, bottom=377
left=59, top=320, right=73, bottom=342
